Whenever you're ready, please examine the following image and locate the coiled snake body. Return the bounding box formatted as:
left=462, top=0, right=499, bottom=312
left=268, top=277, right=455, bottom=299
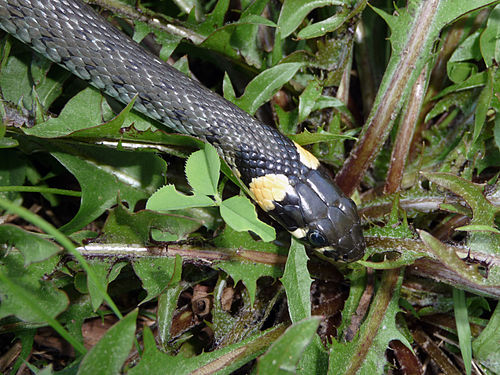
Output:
left=0, top=0, right=365, bottom=261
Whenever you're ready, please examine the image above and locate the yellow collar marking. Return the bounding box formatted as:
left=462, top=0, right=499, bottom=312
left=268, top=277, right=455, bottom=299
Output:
left=249, top=173, right=293, bottom=211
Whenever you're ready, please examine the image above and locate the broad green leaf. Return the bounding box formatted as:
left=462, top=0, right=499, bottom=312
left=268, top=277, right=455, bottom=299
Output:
left=257, top=317, right=321, bottom=374
left=147, top=185, right=215, bottom=211
left=289, top=129, right=355, bottom=145
left=87, top=259, right=127, bottom=311
left=185, top=143, right=220, bottom=196
left=0, top=149, right=27, bottom=202
left=298, top=79, right=322, bottom=123
left=219, top=196, right=275, bottom=242
left=24, top=88, right=114, bottom=137
left=0, top=224, right=60, bottom=265
left=0, top=253, right=67, bottom=322
left=157, top=255, right=184, bottom=346
left=133, top=21, right=181, bottom=61
left=297, top=1, right=367, bottom=40
left=280, top=239, right=312, bottom=323
left=480, top=4, right=500, bottom=67
left=0, top=47, right=65, bottom=111
left=102, top=203, right=202, bottom=244
left=214, top=226, right=285, bottom=305
left=472, top=303, right=500, bottom=373
left=234, top=63, right=303, bottom=115
left=132, top=257, right=178, bottom=304
left=277, top=0, right=345, bottom=39
left=52, top=144, right=166, bottom=234
left=77, top=309, right=138, bottom=375
left=296, top=335, right=329, bottom=375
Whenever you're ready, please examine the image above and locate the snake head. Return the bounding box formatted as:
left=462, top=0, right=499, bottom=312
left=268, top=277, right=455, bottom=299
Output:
left=252, top=166, right=366, bottom=262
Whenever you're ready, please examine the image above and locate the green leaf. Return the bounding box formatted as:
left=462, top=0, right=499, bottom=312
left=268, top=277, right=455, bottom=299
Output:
left=87, top=259, right=127, bottom=311
left=132, top=257, right=178, bottom=304
left=257, top=317, right=321, bottom=374
left=214, top=226, right=285, bottom=305
left=455, top=224, right=500, bottom=234
left=0, top=224, right=60, bottom=265
left=289, top=128, right=355, bottom=145
left=280, top=238, right=312, bottom=323
left=329, top=271, right=410, bottom=374
left=298, top=79, right=322, bottom=122
left=77, top=309, right=138, bottom=375
left=129, top=325, right=285, bottom=375
left=453, top=288, right=472, bottom=375
left=24, top=88, right=114, bottom=137
left=219, top=195, right=275, bottom=242
left=277, top=0, right=344, bottom=39
left=473, top=68, right=494, bottom=146
left=0, top=149, right=27, bottom=202
left=102, top=203, right=203, bottom=244
left=472, top=303, right=500, bottom=373
left=234, top=63, right=303, bottom=115
left=146, top=185, right=215, bottom=211
left=185, top=143, right=220, bottom=196
left=52, top=144, right=166, bottom=234
left=480, top=4, right=500, bottom=67
left=157, top=255, right=184, bottom=346
left=0, top=253, right=67, bottom=322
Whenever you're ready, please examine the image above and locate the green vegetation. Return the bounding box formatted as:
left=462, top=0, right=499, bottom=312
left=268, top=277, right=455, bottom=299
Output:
left=0, top=0, right=499, bottom=374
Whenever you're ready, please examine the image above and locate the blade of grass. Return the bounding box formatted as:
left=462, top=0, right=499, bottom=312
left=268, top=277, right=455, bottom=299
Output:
left=0, top=197, right=122, bottom=319
left=453, top=288, right=472, bottom=375
left=0, top=268, right=87, bottom=355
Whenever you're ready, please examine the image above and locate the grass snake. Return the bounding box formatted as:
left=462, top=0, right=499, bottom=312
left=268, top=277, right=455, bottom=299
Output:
left=0, top=0, right=366, bottom=261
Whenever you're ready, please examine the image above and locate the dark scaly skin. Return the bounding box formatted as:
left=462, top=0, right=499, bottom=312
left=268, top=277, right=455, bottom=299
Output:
left=0, top=0, right=366, bottom=261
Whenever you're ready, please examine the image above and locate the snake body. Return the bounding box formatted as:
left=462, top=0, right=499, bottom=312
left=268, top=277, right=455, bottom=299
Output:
left=0, top=0, right=365, bottom=261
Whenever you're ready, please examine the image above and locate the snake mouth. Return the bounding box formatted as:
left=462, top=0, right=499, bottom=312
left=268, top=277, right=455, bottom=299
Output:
left=320, top=245, right=365, bottom=262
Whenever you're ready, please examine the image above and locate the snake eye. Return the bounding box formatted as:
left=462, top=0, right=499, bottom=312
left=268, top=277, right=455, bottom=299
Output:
left=307, top=230, right=328, bottom=248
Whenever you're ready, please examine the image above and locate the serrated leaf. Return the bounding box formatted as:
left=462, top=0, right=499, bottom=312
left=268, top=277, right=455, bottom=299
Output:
left=329, top=271, right=410, bottom=375
left=147, top=185, right=215, bottom=211
left=185, top=143, right=220, bottom=196
left=257, top=317, right=321, bottom=374
left=277, top=0, right=344, bottom=39
left=0, top=224, right=61, bottom=265
left=214, top=227, right=285, bottom=305
left=77, top=309, right=138, bottom=375
left=234, top=63, right=303, bottom=115
left=280, top=239, right=312, bottom=323
left=51, top=144, right=166, bottom=234
left=157, top=255, right=184, bottom=346
left=219, top=196, right=275, bottom=242
left=132, top=256, right=178, bottom=304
